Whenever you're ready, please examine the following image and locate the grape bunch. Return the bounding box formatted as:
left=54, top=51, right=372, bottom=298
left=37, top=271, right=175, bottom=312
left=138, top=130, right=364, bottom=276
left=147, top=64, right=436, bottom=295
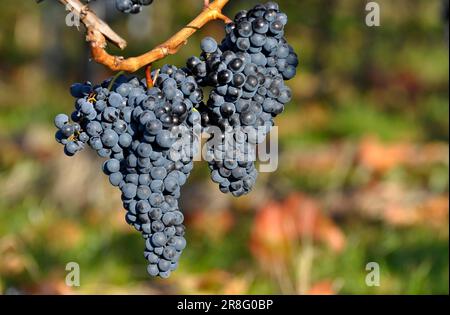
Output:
left=115, top=0, right=154, bottom=14
left=53, top=1, right=298, bottom=278
left=54, top=65, right=202, bottom=278
left=186, top=1, right=298, bottom=197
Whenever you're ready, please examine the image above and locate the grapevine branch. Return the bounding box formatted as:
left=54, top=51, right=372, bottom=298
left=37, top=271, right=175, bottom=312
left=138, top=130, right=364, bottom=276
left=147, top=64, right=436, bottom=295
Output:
left=60, top=0, right=231, bottom=73
left=58, top=0, right=127, bottom=49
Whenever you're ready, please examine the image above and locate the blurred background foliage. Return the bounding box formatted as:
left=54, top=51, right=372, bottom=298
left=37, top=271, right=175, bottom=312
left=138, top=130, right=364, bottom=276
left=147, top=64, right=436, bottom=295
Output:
left=0, top=0, right=448, bottom=294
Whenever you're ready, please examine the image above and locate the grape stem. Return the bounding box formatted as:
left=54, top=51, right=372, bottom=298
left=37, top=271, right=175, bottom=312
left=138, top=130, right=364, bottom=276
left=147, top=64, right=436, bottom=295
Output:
left=60, top=0, right=231, bottom=73
left=107, top=70, right=126, bottom=90
left=145, top=64, right=154, bottom=88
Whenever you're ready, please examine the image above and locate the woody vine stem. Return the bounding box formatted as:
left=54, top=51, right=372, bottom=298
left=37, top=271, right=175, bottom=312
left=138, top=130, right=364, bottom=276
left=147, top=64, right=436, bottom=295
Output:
left=58, top=0, right=231, bottom=80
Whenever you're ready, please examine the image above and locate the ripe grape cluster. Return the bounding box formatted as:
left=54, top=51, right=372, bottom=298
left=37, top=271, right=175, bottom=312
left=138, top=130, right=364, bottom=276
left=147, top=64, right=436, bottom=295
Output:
left=115, top=0, right=154, bottom=14
left=53, top=1, right=298, bottom=278
left=54, top=65, right=201, bottom=278
left=186, top=1, right=298, bottom=197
